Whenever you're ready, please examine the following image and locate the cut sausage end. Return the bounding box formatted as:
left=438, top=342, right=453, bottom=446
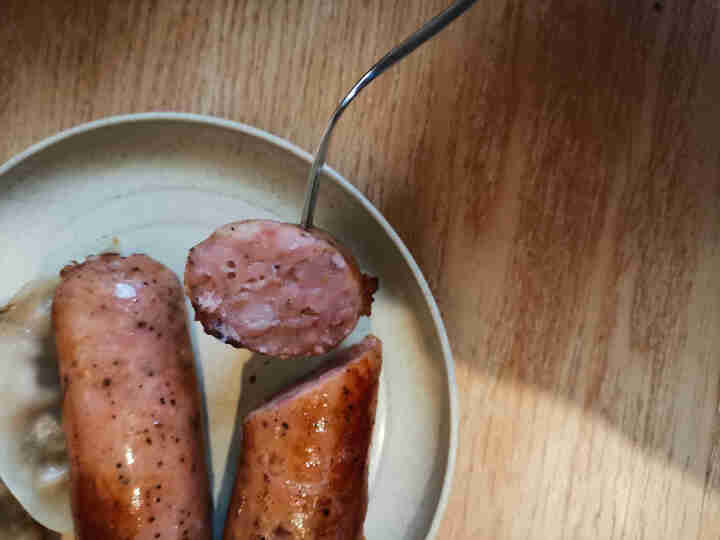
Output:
left=185, top=220, right=378, bottom=358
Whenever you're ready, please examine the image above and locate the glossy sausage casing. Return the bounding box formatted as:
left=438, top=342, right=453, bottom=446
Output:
left=185, top=220, right=378, bottom=358
left=53, top=254, right=211, bottom=540
left=223, top=335, right=382, bottom=540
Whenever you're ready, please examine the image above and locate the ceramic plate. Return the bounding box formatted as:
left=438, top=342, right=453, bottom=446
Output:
left=0, top=113, right=457, bottom=540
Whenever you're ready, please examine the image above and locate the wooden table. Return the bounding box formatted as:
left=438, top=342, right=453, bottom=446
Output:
left=3, top=1, right=720, bottom=538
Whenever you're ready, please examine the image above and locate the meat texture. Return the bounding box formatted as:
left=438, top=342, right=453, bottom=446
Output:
left=52, top=254, right=211, bottom=540
left=185, top=220, right=378, bottom=358
left=223, top=335, right=382, bottom=540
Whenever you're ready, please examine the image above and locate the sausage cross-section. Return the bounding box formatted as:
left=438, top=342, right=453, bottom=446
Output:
left=223, top=335, right=382, bottom=540
left=185, top=220, right=378, bottom=358
left=52, top=254, right=211, bottom=540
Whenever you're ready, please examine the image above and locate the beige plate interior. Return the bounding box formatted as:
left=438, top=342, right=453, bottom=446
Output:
left=0, top=113, right=457, bottom=540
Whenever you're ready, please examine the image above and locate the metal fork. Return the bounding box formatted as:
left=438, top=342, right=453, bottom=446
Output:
left=300, top=0, right=478, bottom=229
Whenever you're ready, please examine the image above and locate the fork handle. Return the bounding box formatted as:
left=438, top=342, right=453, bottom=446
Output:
left=300, top=0, right=478, bottom=229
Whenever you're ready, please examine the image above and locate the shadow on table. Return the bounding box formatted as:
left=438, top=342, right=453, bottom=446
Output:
left=374, top=0, right=720, bottom=499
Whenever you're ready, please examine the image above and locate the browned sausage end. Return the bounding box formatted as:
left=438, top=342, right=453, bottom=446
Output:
left=223, top=335, right=382, bottom=540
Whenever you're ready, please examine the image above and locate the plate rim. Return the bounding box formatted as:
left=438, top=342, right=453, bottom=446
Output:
left=0, top=112, right=459, bottom=540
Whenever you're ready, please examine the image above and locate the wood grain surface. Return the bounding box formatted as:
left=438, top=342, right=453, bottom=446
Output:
left=2, top=1, right=720, bottom=539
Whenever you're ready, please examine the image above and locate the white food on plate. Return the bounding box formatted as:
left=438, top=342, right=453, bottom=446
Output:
left=0, top=279, right=71, bottom=533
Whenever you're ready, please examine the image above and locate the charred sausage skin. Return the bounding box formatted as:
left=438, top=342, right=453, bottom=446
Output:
left=223, top=335, right=382, bottom=540
left=185, top=220, right=378, bottom=358
left=53, top=254, right=211, bottom=540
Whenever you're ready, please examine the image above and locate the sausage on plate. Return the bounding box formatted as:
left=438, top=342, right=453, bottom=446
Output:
left=53, top=254, right=211, bottom=540
left=185, top=220, right=378, bottom=358
left=223, top=335, right=382, bottom=540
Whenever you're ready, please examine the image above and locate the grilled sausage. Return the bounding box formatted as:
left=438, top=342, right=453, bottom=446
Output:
left=52, top=254, right=211, bottom=540
left=223, top=335, right=382, bottom=540
left=185, top=220, right=378, bottom=358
